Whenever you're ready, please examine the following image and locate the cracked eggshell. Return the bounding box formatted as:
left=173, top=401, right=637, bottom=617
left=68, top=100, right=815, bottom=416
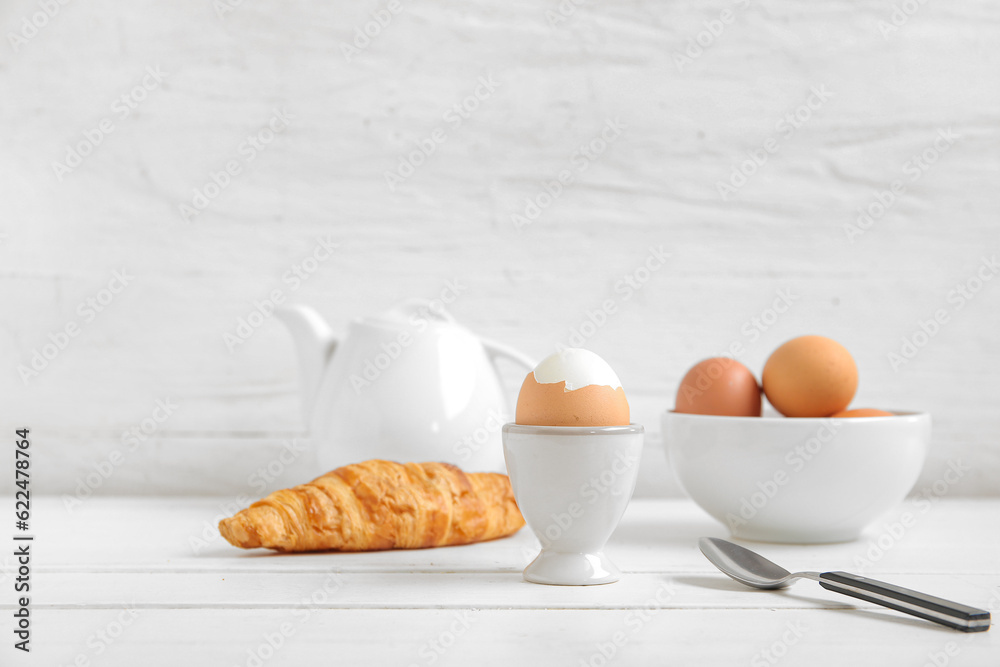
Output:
left=515, top=349, right=630, bottom=427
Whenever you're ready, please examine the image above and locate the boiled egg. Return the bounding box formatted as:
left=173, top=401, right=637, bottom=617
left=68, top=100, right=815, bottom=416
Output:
left=675, top=357, right=762, bottom=417
left=831, top=408, right=893, bottom=418
left=515, top=348, right=630, bottom=426
left=762, top=335, right=858, bottom=417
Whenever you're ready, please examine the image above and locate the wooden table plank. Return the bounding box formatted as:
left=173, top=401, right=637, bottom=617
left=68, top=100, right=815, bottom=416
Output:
left=18, top=571, right=999, bottom=613
left=19, top=497, right=1000, bottom=575
left=1, top=497, right=998, bottom=665
left=12, top=609, right=999, bottom=667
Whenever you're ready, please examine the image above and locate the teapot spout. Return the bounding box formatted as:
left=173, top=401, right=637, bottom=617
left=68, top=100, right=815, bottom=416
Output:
left=276, top=305, right=338, bottom=425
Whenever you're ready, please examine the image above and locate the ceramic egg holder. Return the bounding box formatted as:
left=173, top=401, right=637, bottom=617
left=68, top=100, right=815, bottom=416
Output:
left=502, top=423, right=644, bottom=585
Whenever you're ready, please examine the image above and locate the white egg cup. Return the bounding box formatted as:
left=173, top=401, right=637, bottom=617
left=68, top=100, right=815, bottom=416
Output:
left=502, top=423, right=644, bottom=585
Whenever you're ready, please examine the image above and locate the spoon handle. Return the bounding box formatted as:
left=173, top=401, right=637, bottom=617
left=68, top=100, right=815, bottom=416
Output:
left=819, top=571, right=991, bottom=632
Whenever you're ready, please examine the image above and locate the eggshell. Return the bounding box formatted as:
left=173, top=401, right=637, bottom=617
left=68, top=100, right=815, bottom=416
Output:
left=762, top=335, right=858, bottom=417
left=515, top=349, right=630, bottom=426
left=674, top=357, right=761, bottom=417
left=831, top=408, right=893, bottom=418
left=531, top=348, right=622, bottom=390
left=516, top=373, right=630, bottom=426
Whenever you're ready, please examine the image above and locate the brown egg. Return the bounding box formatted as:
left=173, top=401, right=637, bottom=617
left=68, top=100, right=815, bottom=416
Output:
left=831, top=408, right=893, bottom=418
left=674, top=357, right=761, bottom=417
left=762, top=335, right=858, bottom=417
left=515, top=373, right=629, bottom=426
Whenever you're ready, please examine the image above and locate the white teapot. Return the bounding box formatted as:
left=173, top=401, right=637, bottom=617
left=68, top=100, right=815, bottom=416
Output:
left=276, top=299, right=535, bottom=472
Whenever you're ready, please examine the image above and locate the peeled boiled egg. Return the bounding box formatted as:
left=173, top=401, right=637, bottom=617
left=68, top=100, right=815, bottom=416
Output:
left=515, top=348, right=630, bottom=426
left=762, top=335, right=858, bottom=417
left=831, top=408, right=893, bottom=418
left=674, top=357, right=762, bottom=417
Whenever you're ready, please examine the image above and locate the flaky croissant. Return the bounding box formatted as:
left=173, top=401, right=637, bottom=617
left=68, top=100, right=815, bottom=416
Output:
left=218, top=460, right=525, bottom=552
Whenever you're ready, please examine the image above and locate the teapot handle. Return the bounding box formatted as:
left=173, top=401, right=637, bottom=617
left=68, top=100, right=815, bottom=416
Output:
left=480, top=338, right=535, bottom=375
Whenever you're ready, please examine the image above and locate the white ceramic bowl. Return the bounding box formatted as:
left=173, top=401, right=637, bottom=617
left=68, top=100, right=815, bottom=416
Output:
left=661, top=411, right=930, bottom=543
left=502, top=423, right=643, bottom=585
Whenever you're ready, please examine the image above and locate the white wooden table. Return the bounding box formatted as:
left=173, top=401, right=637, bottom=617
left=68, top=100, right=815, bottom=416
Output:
left=3, top=497, right=998, bottom=665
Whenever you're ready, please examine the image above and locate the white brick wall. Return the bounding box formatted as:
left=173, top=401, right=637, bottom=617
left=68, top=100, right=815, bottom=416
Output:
left=1, top=0, right=998, bottom=497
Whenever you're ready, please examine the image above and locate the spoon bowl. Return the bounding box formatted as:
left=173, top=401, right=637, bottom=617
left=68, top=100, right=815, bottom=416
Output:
left=699, top=537, right=819, bottom=589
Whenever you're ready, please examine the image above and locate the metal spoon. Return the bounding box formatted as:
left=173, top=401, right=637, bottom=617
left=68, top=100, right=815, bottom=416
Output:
left=699, top=537, right=991, bottom=632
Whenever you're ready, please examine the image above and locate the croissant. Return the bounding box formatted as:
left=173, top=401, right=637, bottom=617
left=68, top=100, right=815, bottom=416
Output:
left=218, top=460, right=525, bottom=552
